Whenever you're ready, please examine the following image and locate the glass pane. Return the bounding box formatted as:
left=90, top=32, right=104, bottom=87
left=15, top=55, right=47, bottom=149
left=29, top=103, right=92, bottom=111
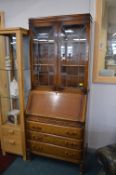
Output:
left=0, top=35, right=19, bottom=99
left=0, top=97, right=20, bottom=124
left=32, top=26, right=56, bottom=87
left=0, top=35, right=20, bottom=124
left=59, top=24, right=88, bottom=88
left=33, top=65, right=54, bottom=86
left=22, top=35, right=31, bottom=106
left=23, top=36, right=30, bottom=70
left=0, top=70, right=18, bottom=98
left=0, top=35, right=17, bottom=70
left=99, top=0, right=116, bottom=77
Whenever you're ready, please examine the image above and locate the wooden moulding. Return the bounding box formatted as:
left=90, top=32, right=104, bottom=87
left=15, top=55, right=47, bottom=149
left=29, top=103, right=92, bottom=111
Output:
left=0, top=27, right=28, bottom=35
left=29, top=13, right=90, bottom=27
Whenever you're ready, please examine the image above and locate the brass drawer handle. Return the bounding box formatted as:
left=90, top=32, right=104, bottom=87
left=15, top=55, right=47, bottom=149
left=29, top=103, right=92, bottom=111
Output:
left=66, top=131, right=77, bottom=136
left=71, top=143, right=78, bottom=147
left=65, top=152, right=76, bottom=157
left=8, top=140, right=15, bottom=145
left=31, top=135, right=36, bottom=140
left=32, top=135, right=43, bottom=141
left=36, top=136, right=43, bottom=141
left=65, top=141, right=78, bottom=147
left=8, top=130, right=14, bottom=134
left=31, top=145, right=36, bottom=150
left=37, top=146, right=43, bottom=151
left=32, top=126, right=42, bottom=131
left=31, top=145, right=43, bottom=151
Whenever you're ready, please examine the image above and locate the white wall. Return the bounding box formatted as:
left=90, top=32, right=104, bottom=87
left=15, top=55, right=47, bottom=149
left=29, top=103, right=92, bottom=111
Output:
left=88, top=0, right=116, bottom=148
left=0, top=0, right=116, bottom=149
left=0, top=0, right=90, bottom=28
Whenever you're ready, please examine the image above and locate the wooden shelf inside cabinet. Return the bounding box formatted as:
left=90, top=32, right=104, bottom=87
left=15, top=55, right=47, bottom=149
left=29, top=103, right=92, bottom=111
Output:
left=0, top=27, right=30, bottom=160
left=34, top=64, right=54, bottom=66
left=61, top=64, right=86, bottom=67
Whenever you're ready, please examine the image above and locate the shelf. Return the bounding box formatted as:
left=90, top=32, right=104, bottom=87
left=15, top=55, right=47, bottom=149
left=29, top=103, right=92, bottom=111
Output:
left=106, top=64, right=116, bottom=66
left=33, top=64, right=85, bottom=67
left=0, top=68, right=18, bottom=71
left=33, top=42, right=55, bottom=44
left=33, top=40, right=86, bottom=44
left=61, top=73, right=84, bottom=77
left=0, top=68, right=30, bottom=71
left=33, top=64, right=54, bottom=66
left=0, top=96, right=19, bottom=99
left=61, top=64, right=85, bottom=67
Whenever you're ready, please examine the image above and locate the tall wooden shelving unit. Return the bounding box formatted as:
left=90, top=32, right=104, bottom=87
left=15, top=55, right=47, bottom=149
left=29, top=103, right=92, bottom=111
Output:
left=0, top=28, right=30, bottom=160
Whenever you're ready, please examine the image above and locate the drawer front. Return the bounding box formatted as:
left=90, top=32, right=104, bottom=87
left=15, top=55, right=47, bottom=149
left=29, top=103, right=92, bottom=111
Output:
left=3, top=137, right=22, bottom=155
left=27, top=131, right=83, bottom=150
left=2, top=126, right=21, bottom=139
left=26, top=121, right=84, bottom=139
left=28, top=140, right=82, bottom=163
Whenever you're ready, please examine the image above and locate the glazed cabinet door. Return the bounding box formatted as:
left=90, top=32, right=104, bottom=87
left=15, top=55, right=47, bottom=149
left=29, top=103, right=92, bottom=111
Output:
left=30, top=21, right=58, bottom=89
left=58, top=21, right=89, bottom=91
left=29, top=14, right=90, bottom=92
left=0, top=34, right=20, bottom=124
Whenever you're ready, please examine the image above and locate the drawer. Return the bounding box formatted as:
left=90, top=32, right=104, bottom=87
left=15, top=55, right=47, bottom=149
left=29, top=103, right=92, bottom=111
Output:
left=3, top=137, right=22, bottom=155
left=2, top=125, right=21, bottom=139
left=26, top=121, right=84, bottom=139
left=27, top=130, right=83, bottom=150
left=28, top=140, right=82, bottom=163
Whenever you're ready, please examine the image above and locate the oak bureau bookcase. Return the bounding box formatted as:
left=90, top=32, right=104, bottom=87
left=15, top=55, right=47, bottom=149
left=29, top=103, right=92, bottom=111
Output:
left=25, top=14, right=90, bottom=173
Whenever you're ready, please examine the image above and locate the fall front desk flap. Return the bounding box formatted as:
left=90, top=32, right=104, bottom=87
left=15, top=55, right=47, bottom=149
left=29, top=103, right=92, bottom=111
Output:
left=26, top=91, right=86, bottom=123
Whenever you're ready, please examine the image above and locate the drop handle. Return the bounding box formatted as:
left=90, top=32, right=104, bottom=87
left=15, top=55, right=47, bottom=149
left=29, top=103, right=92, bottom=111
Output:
left=36, top=136, right=43, bottom=141
left=37, top=146, right=43, bottom=151
left=8, top=140, right=15, bottom=145
left=31, top=135, right=36, bottom=140
left=8, top=130, right=14, bottom=134
left=31, top=145, right=36, bottom=150
left=65, top=141, right=77, bottom=147
left=32, top=136, right=43, bottom=141
left=31, top=145, right=43, bottom=151
left=65, top=152, right=76, bottom=157
left=32, top=126, right=42, bottom=131
left=66, top=131, right=77, bottom=136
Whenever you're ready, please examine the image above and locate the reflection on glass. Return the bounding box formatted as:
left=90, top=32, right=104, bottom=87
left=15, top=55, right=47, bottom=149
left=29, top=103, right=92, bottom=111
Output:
left=99, top=0, right=116, bottom=77
left=0, top=97, right=20, bottom=124
left=0, top=35, right=20, bottom=124
left=22, top=35, right=31, bottom=106
left=32, top=26, right=55, bottom=87
left=60, top=24, right=87, bottom=88
left=0, top=35, right=18, bottom=98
